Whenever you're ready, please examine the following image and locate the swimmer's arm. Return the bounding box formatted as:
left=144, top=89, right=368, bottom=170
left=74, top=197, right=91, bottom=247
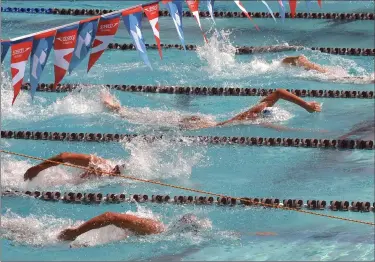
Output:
left=23, top=153, right=95, bottom=181
left=58, top=213, right=163, bottom=241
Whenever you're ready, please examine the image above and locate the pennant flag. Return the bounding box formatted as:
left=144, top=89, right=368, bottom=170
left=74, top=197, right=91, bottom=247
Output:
left=29, top=30, right=55, bottom=99
left=186, top=0, right=208, bottom=42
left=261, top=1, right=276, bottom=23
left=206, top=0, right=215, bottom=23
left=10, top=37, right=33, bottom=105
left=69, top=17, right=98, bottom=74
left=1, top=40, right=11, bottom=63
left=166, top=0, right=186, bottom=51
left=143, top=2, right=163, bottom=59
left=305, top=0, right=312, bottom=13
left=318, top=0, right=322, bottom=8
left=233, top=1, right=260, bottom=31
left=278, top=0, right=286, bottom=23
left=88, top=13, right=121, bottom=72
left=289, top=0, right=297, bottom=18
left=122, top=11, right=152, bottom=69
left=54, top=24, right=79, bottom=87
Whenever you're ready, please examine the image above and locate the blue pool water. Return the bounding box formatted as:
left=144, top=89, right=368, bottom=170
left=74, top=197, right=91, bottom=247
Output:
left=1, top=1, right=375, bottom=261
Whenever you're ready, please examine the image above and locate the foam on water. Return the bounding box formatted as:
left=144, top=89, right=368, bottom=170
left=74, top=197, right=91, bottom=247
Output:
left=121, top=135, right=208, bottom=182
left=1, top=72, right=106, bottom=123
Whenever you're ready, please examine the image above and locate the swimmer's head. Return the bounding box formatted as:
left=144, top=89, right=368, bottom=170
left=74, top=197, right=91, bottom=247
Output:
left=111, top=164, right=127, bottom=175
left=169, top=213, right=204, bottom=234
left=282, top=55, right=306, bottom=66
left=261, top=107, right=276, bottom=118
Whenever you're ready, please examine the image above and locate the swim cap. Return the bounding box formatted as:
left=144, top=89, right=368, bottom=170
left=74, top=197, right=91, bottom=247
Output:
left=261, top=107, right=275, bottom=118
left=112, top=164, right=127, bottom=175
left=170, top=213, right=202, bottom=234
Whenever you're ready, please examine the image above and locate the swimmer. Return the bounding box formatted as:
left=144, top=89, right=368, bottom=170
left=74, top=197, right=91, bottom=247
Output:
left=282, top=55, right=375, bottom=83
left=23, top=152, right=125, bottom=181
left=102, top=89, right=321, bottom=130
left=58, top=213, right=202, bottom=241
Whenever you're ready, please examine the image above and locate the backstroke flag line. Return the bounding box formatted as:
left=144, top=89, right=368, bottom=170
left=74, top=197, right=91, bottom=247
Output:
left=122, top=10, right=152, bottom=69
left=69, top=17, right=98, bottom=74
left=1, top=40, right=11, bottom=63
left=54, top=24, right=79, bottom=87
left=11, top=37, right=33, bottom=105
left=87, top=13, right=120, bottom=72
left=30, top=30, right=55, bottom=99
left=166, top=0, right=186, bottom=51
left=143, top=2, right=162, bottom=59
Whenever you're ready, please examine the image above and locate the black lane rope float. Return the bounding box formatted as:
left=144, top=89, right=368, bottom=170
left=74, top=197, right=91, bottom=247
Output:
left=106, top=43, right=375, bottom=56
left=3, top=190, right=375, bottom=214
left=1, top=149, right=374, bottom=226
left=2, top=130, right=374, bottom=150
left=20, top=83, right=374, bottom=99
left=2, top=7, right=374, bottom=20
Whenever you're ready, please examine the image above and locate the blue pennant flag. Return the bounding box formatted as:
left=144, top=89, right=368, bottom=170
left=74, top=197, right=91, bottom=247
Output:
left=278, top=0, right=286, bottom=23
left=69, top=18, right=98, bottom=74
left=207, top=0, right=215, bottom=23
left=29, top=32, right=55, bottom=99
left=306, top=0, right=312, bottom=13
left=122, top=11, right=152, bottom=69
left=1, top=40, right=11, bottom=63
left=166, top=0, right=186, bottom=51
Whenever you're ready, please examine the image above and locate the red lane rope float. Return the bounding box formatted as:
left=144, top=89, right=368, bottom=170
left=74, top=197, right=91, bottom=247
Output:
left=20, top=83, right=375, bottom=99
left=0, top=149, right=374, bottom=227
left=3, top=190, right=375, bottom=214
left=1, top=130, right=374, bottom=150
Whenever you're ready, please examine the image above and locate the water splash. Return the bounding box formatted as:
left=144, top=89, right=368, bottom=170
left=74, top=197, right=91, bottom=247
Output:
left=121, top=135, right=208, bottom=181
left=1, top=71, right=107, bottom=123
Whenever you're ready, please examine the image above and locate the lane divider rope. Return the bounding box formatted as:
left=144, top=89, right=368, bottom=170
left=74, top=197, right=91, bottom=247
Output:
left=20, top=83, right=375, bottom=99
left=1, top=149, right=374, bottom=226
left=2, top=7, right=374, bottom=20
left=3, top=190, right=375, bottom=214
left=106, top=43, right=375, bottom=56
left=2, top=130, right=374, bottom=150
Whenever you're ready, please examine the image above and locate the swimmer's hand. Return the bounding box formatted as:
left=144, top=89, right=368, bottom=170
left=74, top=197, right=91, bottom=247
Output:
left=101, top=92, right=121, bottom=112
left=23, top=166, right=40, bottom=181
left=58, top=228, right=78, bottom=241
left=306, top=101, right=321, bottom=113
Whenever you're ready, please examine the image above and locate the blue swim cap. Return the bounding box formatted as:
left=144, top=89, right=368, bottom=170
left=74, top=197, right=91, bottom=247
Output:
left=261, top=108, right=274, bottom=118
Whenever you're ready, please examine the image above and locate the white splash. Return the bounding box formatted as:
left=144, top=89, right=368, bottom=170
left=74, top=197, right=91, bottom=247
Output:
left=121, top=135, right=208, bottom=181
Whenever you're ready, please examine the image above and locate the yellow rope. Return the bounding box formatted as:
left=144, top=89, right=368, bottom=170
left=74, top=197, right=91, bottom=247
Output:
left=1, top=149, right=374, bottom=226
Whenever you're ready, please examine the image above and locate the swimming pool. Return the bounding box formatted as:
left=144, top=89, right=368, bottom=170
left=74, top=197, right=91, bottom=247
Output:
left=1, top=1, right=375, bottom=261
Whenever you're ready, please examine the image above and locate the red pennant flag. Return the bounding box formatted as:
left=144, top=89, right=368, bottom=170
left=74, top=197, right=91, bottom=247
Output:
left=143, top=2, right=163, bottom=59
left=10, top=37, right=33, bottom=105
left=186, top=0, right=208, bottom=43
left=289, top=0, right=297, bottom=18
left=233, top=1, right=259, bottom=31
left=87, top=13, right=121, bottom=72
left=54, top=24, right=79, bottom=87
left=318, top=0, right=322, bottom=8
